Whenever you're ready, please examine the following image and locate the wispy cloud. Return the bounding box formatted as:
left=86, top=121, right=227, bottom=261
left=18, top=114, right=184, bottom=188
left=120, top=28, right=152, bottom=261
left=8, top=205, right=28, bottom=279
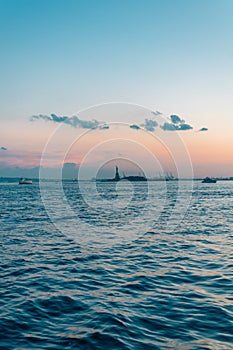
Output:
left=140, top=118, right=158, bottom=131
left=151, top=110, right=163, bottom=116
left=161, top=115, right=193, bottom=131
left=199, top=127, right=208, bottom=132
left=0, top=147, right=7, bottom=151
left=99, top=124, right=110, bottom=130
left=30, top=114, right=101, bottom=129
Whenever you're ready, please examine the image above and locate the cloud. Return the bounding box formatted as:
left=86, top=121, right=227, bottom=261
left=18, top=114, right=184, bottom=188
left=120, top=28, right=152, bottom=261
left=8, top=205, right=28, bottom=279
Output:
left=30, top=111, right=198, bottom=134
left=161, top=114, right=193, bottom=131
left=0, top=162, right=80, bottom=179
left=62, top=162, right=79, bottom=179
left=140, top=118, right=158, bottom=131
left=160, top=122, right=178, bottom=131
left=31, top=114, right=51, bottom=122
left=99, top=125, right=109, bottom=130
left=151, top=110, right=162, bottom=116
left=178, top=123, right=193, bottom=130
left=130, top=124, right=140, bottom=130
left=0, top=147, right=7, bottom=151
left=161, top=122, right=193, bottom=131
left=199, top=127, right=208, bottom=132
left=170, top=114, right=184, bottom=124
left=30, top=114, right=100, bottom=129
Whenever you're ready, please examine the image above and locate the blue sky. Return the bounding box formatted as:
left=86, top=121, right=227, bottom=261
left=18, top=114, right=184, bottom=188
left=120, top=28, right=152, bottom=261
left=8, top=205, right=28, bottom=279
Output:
left=0, top=0, right=233, bottom=176
left=1, top=0, right=233, bottom=115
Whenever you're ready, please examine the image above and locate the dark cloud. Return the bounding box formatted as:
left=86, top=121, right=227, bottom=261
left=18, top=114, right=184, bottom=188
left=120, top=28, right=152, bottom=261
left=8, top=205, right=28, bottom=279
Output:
left=170, top=114, right=184, bottom=124
left=0, top=147, right=7, bottom=151
left=161, top=122, right=193, bottom=131
left=161, top=115, right=193, bottom=131
left=0, top=162, right=79, bottom=179
left=31, top=114, right=100, bottom=129
left=141, top=119, right=158, bottom=131
left=178, top=123, right=193, bottom=130
left=199, top=127, right=208, bottom=132
left=50, top=114, right=70, bottom=123
left=62, top=162, right=79, bottom=179
left=130, top=124, right=140, bottom=130
left=160, top=122, right=178, bottom=131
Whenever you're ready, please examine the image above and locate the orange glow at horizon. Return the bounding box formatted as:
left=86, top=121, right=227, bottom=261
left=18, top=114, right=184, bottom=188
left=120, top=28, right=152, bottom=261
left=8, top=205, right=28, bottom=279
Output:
left=1, top=121, right=232, bottom=177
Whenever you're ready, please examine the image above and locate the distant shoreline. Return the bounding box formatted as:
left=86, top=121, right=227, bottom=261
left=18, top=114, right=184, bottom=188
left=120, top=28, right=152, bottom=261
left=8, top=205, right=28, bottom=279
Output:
left=1, top=177, right=233, bottom=182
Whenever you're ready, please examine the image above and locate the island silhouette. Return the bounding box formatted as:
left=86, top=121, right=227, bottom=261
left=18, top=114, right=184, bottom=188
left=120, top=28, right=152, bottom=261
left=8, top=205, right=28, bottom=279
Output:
left=97, top=166, right=147, bottom=182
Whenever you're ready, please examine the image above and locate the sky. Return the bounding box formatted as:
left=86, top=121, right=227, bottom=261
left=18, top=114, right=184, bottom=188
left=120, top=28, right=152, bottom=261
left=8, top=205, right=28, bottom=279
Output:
left=0, top=0, right=233, bottom=177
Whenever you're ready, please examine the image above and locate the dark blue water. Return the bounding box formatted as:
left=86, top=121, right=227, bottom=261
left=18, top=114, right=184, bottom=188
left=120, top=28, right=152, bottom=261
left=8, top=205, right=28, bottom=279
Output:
left=1, top=180, right=233, bottom=349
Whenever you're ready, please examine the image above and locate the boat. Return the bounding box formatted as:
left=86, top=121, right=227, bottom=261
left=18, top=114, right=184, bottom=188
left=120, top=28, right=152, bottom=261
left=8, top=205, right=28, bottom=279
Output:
left=97, top=166, right=147, bottom=182
left=19, top=177, right=32, bottom=185
left=202, top=177, right=217, bottom=183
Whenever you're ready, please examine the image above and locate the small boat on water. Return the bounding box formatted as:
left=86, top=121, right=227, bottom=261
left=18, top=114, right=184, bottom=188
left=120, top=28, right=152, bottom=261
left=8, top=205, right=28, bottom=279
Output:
left=19, top=177, right=32, bottom=185
left=202, top=177, right=217, bottom=183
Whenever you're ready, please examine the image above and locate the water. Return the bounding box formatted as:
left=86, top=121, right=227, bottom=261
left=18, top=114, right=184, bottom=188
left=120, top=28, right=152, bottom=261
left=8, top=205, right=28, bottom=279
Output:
left=0, top=180, right=233, bottom=349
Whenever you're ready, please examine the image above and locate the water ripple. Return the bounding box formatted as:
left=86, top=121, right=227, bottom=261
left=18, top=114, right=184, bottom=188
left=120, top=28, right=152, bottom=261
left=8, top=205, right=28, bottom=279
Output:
left=0, top=181, right=233, bottom=349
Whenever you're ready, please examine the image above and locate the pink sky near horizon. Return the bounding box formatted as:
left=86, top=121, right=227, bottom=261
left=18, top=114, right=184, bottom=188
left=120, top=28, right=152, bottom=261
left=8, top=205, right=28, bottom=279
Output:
left=1, top=119, right=232, bottom=177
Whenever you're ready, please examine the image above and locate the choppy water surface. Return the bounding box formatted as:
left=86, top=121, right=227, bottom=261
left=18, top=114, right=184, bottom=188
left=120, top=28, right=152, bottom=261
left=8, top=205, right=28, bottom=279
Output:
left=0, top=180, right=233, bottom=349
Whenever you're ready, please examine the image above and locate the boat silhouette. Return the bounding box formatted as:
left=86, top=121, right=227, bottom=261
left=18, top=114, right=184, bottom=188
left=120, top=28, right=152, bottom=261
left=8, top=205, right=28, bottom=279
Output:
left=19, top=177, right=32, bottom=185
